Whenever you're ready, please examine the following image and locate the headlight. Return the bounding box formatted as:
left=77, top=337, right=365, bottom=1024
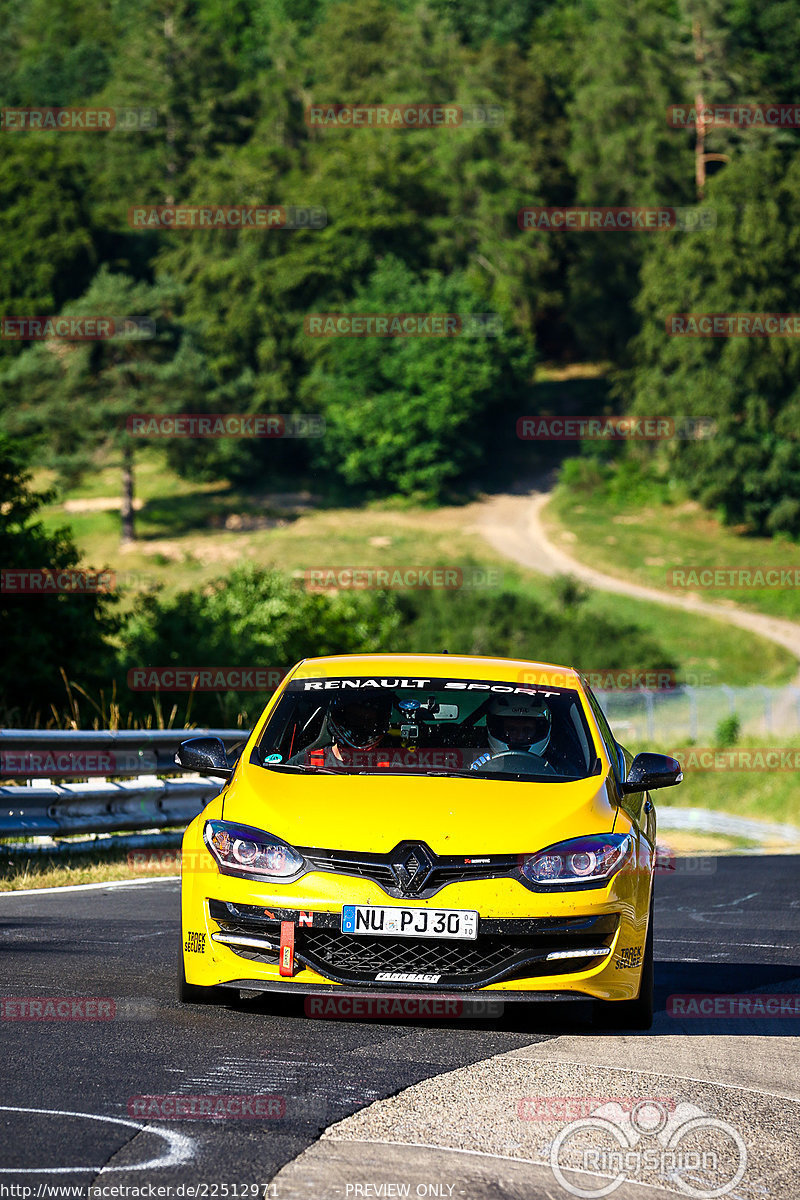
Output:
left=203, top=820, right=305, bottom=881
left=521, top=833, right=633, bottom=887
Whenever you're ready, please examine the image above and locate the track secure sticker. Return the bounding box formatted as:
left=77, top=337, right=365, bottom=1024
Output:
left=185, top=931, right=206, bottom=954
left=616, top=946, right=643, bottom=970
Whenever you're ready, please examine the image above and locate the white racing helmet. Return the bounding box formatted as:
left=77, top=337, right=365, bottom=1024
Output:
left=486, top=693, right=552, bottom=756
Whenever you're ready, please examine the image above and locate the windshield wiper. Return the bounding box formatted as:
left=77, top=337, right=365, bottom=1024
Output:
left=262, top=762, right=337, bottom=775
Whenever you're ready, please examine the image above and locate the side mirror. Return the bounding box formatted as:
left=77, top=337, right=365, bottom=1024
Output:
left=622, top=751, right=682, bottom=794
left=175, top=736, right=232, bottom=777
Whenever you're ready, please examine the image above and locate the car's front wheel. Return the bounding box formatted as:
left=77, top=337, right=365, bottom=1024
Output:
left=592, top=890, right=654, bottom=1031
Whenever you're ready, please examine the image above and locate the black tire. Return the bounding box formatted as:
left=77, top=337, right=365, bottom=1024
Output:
left=178, top=946, right=230, bottom=1005
left=592, top=889, right=654, bottom=1032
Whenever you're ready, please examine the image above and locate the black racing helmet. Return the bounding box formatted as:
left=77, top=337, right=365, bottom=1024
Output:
left=328, top=691, right=394, bottom=750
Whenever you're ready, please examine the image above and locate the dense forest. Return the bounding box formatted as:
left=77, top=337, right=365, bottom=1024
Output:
left=1, top=0, right=798, bottom=525
left=1, top=0, right=799, bottom=722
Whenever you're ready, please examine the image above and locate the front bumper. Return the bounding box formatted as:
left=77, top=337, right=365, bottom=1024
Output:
left=207, top=899, right=618, bottom=990
left=181, top=808, right=653, bottom=1002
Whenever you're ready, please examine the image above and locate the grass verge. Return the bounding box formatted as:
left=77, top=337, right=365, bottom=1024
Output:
left=546, top=475, right=800, bottom=623
left=0, top=842, right=182, bottom=891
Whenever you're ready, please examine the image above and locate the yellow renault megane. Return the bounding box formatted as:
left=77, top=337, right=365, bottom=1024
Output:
left=177, top=654, right=681, bottom=1028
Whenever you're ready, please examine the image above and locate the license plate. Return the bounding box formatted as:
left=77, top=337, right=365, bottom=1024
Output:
left=341, top=904, right=478, bottom=940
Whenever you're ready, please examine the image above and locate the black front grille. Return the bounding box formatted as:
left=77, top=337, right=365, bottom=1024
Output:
left=304, top=852, right=397, bottom=890
left=298, top=919, right=616, bottom=988
left=303, top=929, right=517, bottom=975
left=301, top=843, right=518, bottom=898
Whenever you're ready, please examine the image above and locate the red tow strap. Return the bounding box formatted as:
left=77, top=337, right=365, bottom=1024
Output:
left=279, top=920, right=295, bottom=976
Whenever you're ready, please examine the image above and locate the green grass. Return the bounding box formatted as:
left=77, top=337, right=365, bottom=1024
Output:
left=576, top=588, right=792, bottom=686
left=632, top=736, right=800, bottom=829
left=0, top=842, right=182, bottom=891
left=33, top=447, right=797, bottom=686
left=547, top=475, right=800, bottom=622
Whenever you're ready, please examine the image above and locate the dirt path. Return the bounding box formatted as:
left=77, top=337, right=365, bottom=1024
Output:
left=477, top=489, right=800, bottom=672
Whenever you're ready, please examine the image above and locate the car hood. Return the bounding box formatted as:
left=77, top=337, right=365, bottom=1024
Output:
left=221, top=768, right=618, bottom=854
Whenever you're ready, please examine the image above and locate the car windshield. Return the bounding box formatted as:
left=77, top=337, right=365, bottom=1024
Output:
left=256, top=676, right=600, bottom=781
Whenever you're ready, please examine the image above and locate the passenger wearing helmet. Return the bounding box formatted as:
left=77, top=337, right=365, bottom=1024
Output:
left=289, top=691, right=395, bottom=768
left=470, top=693, right=555, bottom=772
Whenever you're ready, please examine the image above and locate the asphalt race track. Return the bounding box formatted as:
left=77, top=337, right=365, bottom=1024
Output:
left=1, top=856, right=799, bottom=1199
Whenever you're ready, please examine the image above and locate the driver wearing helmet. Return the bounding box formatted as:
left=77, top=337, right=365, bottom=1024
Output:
left=470, top=692, right=555, bottom=772
left=290, top=691, right=395, bottom=768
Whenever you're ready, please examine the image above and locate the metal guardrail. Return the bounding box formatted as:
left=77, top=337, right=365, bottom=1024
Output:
left=0, top=727, right=246, bottom=777
left=0, top=776, right=222, bottom=837
left=0, top=728, right=246, bottom=839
